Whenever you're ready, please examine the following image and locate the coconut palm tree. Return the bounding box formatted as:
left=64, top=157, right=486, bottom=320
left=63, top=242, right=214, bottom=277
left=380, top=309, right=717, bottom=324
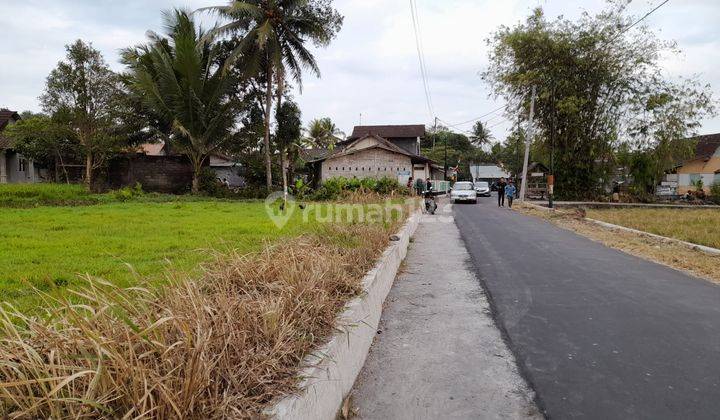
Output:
left=470, top=120, right=494, bottom=147
left=199, top=0, right=343, bottom=190
left=306, top=117, right=343, bottom=148
left=121, top=10, right=238, bottom=193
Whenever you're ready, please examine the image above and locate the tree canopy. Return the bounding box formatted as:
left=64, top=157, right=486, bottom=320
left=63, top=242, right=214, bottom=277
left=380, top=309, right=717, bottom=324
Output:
left=40, top=40, right=126, bottom=189
left=200, top=0, right=343, bottom=189
left=122, top=9, right=240, bottom=193
left=482, top=3, right=715, bottom=199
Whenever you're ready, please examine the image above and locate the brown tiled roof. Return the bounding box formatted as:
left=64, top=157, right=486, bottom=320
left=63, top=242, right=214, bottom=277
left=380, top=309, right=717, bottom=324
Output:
left=316, top=134, right=432, bottom=164
left=0, top=110, right=20, bottom=131
left=691, top=133, right=720, bottom=160
left=0, top=136, right=14, bottom=150
left=300, top=147, right=331, bottom=162
left=348, top=124, right=425, bottom=140
left=0, top=110, right=20, bottom=150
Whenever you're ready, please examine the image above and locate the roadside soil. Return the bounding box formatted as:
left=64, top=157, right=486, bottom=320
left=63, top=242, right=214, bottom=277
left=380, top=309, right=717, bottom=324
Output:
left=516, top=203, right=720, bottom=285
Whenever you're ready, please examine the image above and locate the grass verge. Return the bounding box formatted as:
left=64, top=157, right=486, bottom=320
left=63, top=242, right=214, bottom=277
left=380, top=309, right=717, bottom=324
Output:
left=0, top=217, right=407, bottom=418
left=517, top=204, right=720, bottom=285
left=585, top=208, right=720, bottom=249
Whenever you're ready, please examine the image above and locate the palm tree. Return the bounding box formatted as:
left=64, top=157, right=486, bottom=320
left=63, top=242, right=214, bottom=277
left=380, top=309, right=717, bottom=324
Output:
left=306, top=117, right=343, bottom=148
left=199, top=0, right=343, bottom=190
left=471, top=120, right=494, bottom=147
left=121, top=10, right=238, bottom=193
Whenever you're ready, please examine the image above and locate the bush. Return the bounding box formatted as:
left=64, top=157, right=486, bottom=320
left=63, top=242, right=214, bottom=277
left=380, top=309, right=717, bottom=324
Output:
left=310, top=176, right=408, bottom=201
left=198, top=168, right=230, bottom=198
left=710, top=182, right=720, bottom=204
left=113, top=183, right=144, bottom=201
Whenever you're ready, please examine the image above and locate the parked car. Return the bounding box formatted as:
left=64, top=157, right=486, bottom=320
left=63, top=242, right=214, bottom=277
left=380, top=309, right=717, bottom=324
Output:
left=450, top=181, right=477, bottom=204
left=474, top=181, right=491, bottom=197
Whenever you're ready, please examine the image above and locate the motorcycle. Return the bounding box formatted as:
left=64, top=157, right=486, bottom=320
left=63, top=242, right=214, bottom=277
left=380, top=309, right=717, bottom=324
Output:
left=424, top=188, right=437, bottom=214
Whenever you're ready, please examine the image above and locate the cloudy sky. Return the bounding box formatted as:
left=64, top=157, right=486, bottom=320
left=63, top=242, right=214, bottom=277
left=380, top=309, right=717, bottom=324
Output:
left=1, top=0, right=719, bottom=143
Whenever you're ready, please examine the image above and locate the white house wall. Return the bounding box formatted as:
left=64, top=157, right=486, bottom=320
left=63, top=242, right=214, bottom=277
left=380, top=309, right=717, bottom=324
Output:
left=5, top=152, right=34, bottom=183
left=321, top=148, right=412, bottom=182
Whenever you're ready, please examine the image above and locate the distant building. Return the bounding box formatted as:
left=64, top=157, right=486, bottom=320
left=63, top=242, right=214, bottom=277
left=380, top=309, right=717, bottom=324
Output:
left=0, top=110, right=45, bottom=184
left=303, top=125, right=443, bottom=186
left=469, top=164, right=510, bottom=183
left=135, top=141, right=244, bottom=188
left=672, top=134, right=720, bottom=194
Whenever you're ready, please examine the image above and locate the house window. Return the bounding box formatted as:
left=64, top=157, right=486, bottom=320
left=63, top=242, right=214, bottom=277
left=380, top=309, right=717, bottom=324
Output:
left=18, top=159, right=26, bottom=172
left=342, top=167, right=345, bottom=171
left=689, top=174, right=703, bottom=186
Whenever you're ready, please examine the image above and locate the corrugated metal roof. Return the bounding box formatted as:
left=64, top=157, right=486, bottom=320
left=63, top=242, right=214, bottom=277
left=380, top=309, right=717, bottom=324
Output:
left=470, top=165, right=510, bottom=179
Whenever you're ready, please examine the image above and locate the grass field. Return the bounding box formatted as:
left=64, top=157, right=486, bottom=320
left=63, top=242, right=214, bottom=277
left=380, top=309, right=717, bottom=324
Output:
left=0, top=184, right=412, bottom=417
left=586, top=208, right=720, bottom=249
left=0, top=199, right=320, bottom=309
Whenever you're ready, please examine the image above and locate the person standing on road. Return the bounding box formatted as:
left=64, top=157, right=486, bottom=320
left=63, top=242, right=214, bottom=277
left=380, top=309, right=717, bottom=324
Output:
left=426, top=178, right=432, bottom=193
left=415, top=177, right=425, bottom=196
left=505, top=180, right=517, bottom=208
left=497, top=177, right=507, bottom=207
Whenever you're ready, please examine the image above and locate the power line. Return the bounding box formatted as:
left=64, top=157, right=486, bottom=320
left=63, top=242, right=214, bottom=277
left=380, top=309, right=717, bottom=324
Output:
left=606, top=0, right=670, bottom=44
left=409, top=0, right=434, bottom=118
left=486, top=118, right=512, bottom=130
left=442, top=104, right=509, bottom=128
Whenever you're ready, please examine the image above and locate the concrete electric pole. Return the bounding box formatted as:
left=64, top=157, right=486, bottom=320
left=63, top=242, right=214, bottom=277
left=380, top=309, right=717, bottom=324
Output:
left=519, top=85, right=536, bottom=202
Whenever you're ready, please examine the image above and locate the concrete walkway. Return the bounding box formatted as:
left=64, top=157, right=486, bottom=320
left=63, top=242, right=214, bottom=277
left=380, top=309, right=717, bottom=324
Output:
left=351, top=212, right=540, bottom=419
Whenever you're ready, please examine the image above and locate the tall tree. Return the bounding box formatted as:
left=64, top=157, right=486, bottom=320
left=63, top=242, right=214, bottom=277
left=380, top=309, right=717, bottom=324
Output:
left=306, top=117, right=343, bottom=148
left=482, top=4, right=715, bottom=199
left=122, top=10, right=239, bottom=193
left=40, top=40, right=123, bottom=190
left=200, top=0, right=343, bottom=190
left=275, top=100, right=302, bottom=201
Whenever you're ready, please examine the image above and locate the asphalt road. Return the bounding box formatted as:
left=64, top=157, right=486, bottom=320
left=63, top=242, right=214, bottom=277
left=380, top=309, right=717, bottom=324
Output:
left=453, top=195, right=720, bottom=419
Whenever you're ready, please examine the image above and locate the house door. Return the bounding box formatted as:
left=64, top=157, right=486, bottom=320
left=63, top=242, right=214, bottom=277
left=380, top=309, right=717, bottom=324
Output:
left=413, top=164, right=427, bottom=181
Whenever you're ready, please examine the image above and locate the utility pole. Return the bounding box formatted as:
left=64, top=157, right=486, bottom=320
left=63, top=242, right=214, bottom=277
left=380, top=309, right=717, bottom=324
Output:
left=549, top=83, right=556, bottom=209
left=359, top=113, right=362, bottom=125
left=519, top=85, right=536, bottom=202
left=432, top=116, right=437, bottom=150
left=444, top=129, right=448, bottom=181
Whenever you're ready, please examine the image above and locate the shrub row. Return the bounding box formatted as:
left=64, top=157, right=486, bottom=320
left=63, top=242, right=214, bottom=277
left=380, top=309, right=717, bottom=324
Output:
left=308, top=176, right=409, bottom=201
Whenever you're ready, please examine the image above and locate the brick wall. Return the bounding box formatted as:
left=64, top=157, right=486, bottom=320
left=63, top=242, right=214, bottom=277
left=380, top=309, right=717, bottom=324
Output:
left=321, top=148, right=412, bottom=181
left=104, top=154, right=197, bottom=193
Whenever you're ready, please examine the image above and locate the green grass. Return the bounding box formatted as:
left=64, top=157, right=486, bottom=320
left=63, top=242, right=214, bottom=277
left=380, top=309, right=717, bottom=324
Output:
left=0, top=183, right=410, bottom=311
left=0, top=200, right=321, bottom=310
left=0, top=183, right=102, bottom=207
left=587, top=208, right=720, bottom=249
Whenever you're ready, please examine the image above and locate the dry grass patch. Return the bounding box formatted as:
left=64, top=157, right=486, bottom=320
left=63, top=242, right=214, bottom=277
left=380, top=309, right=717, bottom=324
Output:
left=516, top=204, right=720, bottom=285
left=586, top=208, right=720, bottom=249
left=0, top=221, right=402, bottom=419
